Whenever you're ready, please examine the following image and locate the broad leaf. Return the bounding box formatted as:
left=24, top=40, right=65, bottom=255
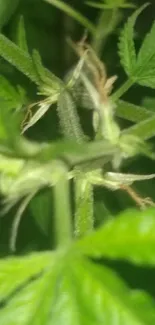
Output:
left=136, top=21, right=155, bottom=88
left=118, top=4, right=148, bottom=77
left=0, top=252, right=155, bottom=325
left=77, top=207, right=155, bottom=265
left=0, top=252, right=53, bottom=298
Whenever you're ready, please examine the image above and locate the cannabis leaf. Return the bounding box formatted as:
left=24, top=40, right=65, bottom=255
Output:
left=136, top=21, right=155, bottom=88
left=0, top=251, right=155, bottom=325
left=77, top=207, right=155, bottom=265
left=118, top=3, right=148, bottom=78
left=118, top=3, right=155, bottom=89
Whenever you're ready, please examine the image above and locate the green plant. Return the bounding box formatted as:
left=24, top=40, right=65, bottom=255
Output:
left=1, top=1, right=155, bottom=324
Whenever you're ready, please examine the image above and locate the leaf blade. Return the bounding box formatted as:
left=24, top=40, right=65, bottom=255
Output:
left=1, top=252, right=155, bottom=325
left=118, top=4, right=149, bottom=77
left=77, top=208, right=155, bottom=265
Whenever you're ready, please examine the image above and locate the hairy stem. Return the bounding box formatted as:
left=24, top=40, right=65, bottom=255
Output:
left=74, top=170, right=94, bottom=238
left=53, top=161, right=72, bottom=248
left=111, top=79, right=134, bottom=101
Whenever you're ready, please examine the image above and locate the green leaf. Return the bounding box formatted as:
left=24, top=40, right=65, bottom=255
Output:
left=136, top=21, right=155, bottom=88
left=0, top=252, right=155, bottom=324
left=0, top=33, right=40, bottom=84
left=29, top=190, right=52, bottom=235
left=77, top=207, right=155, bottom=265
left=44, top=0, right=96, bottom=35
left=0, top=106, right=20, bottom=145
left=141, top=96, right=155, bottom=113
left=0, top=0, right=19, bottom=29
left=118, top=4, right=148, bottom=77
left=0, top=35, right=59, bottom=94
left=0, top=75, right=25, bottom=110
left=123, top=115, right=155, bottom=140
left=15, top=16, right=29, bottom=53
left=0, top=252, right=53, bottom=298
left=117, top=99, right=154, bottom=122
left=32, top=50, right=60, bottom=89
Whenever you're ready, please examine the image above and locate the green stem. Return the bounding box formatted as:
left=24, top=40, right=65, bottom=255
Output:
left=74, top=170, right=94, bottom=238
left=92, top=9, right=121, bottom=56
left=111, top=79, right=135, bottom=102
left=53, top=161, right=72, bottom=248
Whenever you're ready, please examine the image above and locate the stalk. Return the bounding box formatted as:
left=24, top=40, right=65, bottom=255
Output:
left=111, top=79, right=134, bottom=101
left=53, top=161, right=72, bottom=248
left=74, top=170, right=94, bottom=238
left=92, top=9, right=121, bottom=56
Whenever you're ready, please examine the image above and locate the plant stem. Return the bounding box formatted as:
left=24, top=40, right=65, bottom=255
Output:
left=92, top=9, right=121, bottom=56
left=111, top=79, right=135, bottom=102
left=74, top=170, right=94, bottom=238
left=53, top=161, right=72, bottom=248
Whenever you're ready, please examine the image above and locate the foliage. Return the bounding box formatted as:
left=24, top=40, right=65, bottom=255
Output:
left=0, top=0, right=155, bottom=324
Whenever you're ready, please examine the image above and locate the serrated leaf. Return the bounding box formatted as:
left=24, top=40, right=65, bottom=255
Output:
left=118, top=4, right=148, bottom=77
left=77, top=207, right=155, bottom=265
left=0, top=34, right=58, bottom=88
left=135, top=21, right=155, bottom=88
left=0, top=252, right=155, bottom=325
left=0, top=33, right=40, bottom=84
